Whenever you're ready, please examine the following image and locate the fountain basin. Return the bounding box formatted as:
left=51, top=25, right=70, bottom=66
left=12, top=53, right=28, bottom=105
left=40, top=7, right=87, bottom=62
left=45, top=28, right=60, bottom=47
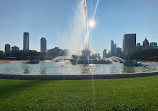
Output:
left=0, top=61, right=158, bottom=75
left=0, top=71, right=158, bottom=80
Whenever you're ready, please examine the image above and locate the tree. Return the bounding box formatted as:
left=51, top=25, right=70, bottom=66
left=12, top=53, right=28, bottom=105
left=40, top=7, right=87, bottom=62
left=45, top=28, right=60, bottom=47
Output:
left=128, top=49, right=158, bottom=61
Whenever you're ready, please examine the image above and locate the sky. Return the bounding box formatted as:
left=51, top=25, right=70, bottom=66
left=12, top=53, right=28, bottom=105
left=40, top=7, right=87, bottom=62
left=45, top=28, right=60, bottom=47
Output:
left=0, top=0, right=158, bottom=54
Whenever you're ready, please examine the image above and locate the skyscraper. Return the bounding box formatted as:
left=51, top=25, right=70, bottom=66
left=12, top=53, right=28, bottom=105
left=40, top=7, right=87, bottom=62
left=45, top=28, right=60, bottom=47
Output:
left=143, top=38, right=149, bottom=47
left=123, top=34, right=136, bottom=56
left=142, top=38, right=150, bottom=49
left=103, top=49, right=107, bottom=57
left=12, top=46, right=19, bottom=51
left=114, top=43, right=117, bottom=55
left=40, top=37, right=47, bottom=53
left=111, top=40, right=117, bottom=56
left=150, top=42, right=157, bottom=49
left=5, top=44, right=10, bottom=53
left=111, top=40, right=115, bottom=56
left=23, top=32, right=29, bottom=51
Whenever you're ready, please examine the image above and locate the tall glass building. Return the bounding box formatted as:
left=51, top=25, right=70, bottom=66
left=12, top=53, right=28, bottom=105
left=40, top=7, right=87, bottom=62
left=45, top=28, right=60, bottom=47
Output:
left=123, top=34, right=136, bottom=56
left=5, top=44, right=10, bottom=53
left=40, top=37, right=47, bottom=53
left=23, top=32, right=29, bottom=51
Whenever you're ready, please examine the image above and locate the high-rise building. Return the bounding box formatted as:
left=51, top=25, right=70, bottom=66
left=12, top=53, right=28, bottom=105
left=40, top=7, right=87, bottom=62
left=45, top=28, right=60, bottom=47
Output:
left=5, top=44, right=10, bottom=53
left=23, top=32, right=29, bottom=51
left=116, top=47, right=123, bottom=58
left=111, top=40, right=115, bottom=56
left=150, top=42, right=157, bottom=49
left=47, top=47, right=63, bottom=58
left=103, top=49, right=107, bottom=57
left=103, top=49, right=110, bottom=58
left=114, top=43, right=117, bottom=55
left=123, top=34, right=136, bottom=56
left=12, top=46, right=19, bottom=51
left=111, top=40, right=117, bottom=56
left=137, top=43, right=141, bottom=47
left=142, top=38, right=150, bottom=49
left=40, top=37, right=47, bottom=53
left=0, top=51, right=3, bottom=59
left=143, top=38, right=149, bottom=47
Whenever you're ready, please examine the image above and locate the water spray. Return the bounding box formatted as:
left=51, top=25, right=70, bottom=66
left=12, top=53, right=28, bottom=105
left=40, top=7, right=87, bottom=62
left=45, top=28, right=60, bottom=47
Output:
left=83, top=0, right=100, bottom=50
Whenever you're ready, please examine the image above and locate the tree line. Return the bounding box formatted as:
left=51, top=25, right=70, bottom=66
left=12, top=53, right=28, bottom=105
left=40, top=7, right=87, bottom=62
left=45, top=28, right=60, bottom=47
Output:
left=0, top=50, right=49, bottom=60
left=128, top=49, right=158, bottom=61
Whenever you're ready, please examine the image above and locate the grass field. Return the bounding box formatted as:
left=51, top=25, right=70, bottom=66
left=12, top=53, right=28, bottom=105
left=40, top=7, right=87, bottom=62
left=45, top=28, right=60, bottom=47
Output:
left=0, top=76, right=158, bottom=111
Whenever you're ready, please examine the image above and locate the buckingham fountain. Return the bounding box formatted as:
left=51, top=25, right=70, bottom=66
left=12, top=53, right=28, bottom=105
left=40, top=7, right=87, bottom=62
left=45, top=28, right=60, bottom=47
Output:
left=68, top=45, right=110, bottom=64
left=66, top=0, right=119, bottom=65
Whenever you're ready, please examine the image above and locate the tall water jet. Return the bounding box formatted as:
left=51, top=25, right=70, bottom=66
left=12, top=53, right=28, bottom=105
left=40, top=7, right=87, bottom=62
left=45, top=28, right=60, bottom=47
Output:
left=82, top=0, right=89, bottom=50
left=82, top=0, right=100, bottom=50
left=67, top=0, right=103, bottom=65
left=57, top=0, right=88, bottom=53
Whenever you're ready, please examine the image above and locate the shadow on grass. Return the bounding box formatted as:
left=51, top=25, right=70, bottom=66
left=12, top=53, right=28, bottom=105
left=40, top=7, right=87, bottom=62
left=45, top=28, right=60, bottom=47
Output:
left=0, top=80, right=49, bottom=98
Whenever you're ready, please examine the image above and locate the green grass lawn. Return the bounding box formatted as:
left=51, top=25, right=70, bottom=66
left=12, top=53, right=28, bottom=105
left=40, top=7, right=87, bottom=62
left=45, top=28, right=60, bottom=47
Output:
left=0, top=76, right=158, bottom=111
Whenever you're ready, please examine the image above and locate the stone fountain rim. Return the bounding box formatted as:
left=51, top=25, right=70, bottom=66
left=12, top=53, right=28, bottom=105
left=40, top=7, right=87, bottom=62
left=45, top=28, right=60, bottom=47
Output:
left=0, top=71, right=158, bottom=80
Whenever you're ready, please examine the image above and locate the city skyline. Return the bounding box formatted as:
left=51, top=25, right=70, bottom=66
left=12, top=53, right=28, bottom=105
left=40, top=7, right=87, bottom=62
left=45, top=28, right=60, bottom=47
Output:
left=0, top=0, right=158, bottom=53
left=2, top=32, right=157, bottom=55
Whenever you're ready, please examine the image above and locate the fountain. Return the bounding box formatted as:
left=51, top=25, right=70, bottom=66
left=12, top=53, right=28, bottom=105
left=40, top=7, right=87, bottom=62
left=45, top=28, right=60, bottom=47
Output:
left=52, top=0, right=124, bottom=65
left=49, top=0, right=123, bottom=65
left=66, top=0, right=115, bottom=64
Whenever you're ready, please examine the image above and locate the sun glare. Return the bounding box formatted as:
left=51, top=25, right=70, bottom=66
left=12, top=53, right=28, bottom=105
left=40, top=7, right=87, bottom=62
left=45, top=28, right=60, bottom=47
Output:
left=88, top=19, right=96, bottom=28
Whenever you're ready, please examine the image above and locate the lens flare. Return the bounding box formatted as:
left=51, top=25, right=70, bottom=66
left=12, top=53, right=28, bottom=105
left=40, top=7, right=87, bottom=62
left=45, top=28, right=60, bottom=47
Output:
left=88, top=19, right=96, bottom=28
